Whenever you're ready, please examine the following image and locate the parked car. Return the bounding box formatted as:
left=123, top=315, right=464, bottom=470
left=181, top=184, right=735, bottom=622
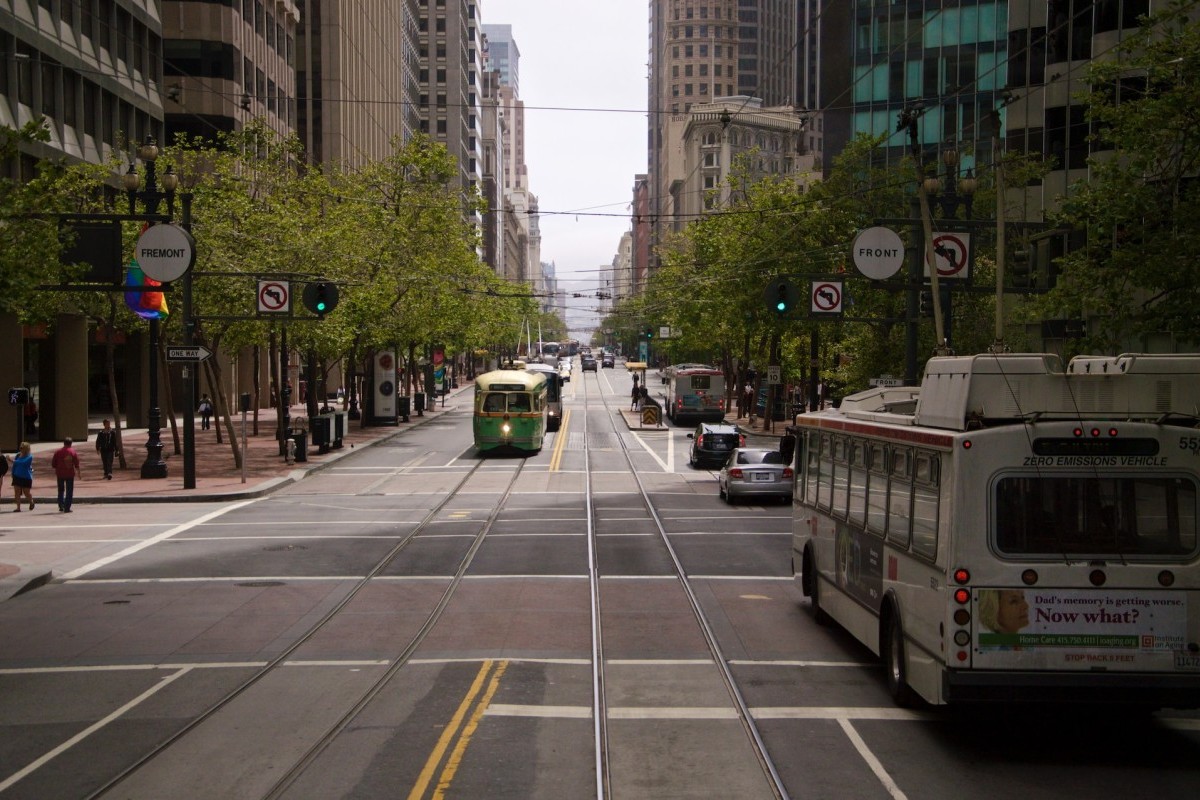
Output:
left=602, top=353, right=615, bottom=368
left=581, top=354, right=598, bottom=372
left=687, top=422, right=743, bottom=468
left=718, top=447, right=794, bottom=504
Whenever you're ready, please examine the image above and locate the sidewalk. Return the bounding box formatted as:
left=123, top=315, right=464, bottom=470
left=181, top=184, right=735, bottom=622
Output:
left=7, top=389, right=468, bottom=506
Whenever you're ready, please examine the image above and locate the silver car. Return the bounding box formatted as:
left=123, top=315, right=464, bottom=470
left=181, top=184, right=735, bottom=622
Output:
left=718, top=448, right=794, bottom=504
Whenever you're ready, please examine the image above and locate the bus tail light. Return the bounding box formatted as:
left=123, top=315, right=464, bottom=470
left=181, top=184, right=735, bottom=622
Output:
left=953, top=588, right=970, bottom=604
left=953, top=608, right=971, bottom=625
left=953, top=630, right=971, bottom=646
left=953, top=568, right=970, bottom=585
left=956, top=651, right=969, bottom=662
left=1159, top=570, right=1176, bottom=587
left=1021, top=569, right=1039, bottom=586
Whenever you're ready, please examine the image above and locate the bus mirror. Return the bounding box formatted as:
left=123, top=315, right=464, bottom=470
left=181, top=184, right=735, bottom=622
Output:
left=780, top=434, right=797, bottom=466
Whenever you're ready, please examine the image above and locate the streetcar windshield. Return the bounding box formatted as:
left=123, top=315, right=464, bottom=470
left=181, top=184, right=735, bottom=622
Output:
left=994, top=475, right=1199, bottom=558
left=483, top=393, right=507, bottom=413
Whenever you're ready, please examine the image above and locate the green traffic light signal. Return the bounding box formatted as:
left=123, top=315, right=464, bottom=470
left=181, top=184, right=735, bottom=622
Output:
left=765, top=278, right=797, bottom=316
left=303, top=280, right=340, bottom=317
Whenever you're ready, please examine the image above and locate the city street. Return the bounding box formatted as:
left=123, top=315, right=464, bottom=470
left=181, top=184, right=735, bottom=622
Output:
left=0, top=363, right=1198, bottom=799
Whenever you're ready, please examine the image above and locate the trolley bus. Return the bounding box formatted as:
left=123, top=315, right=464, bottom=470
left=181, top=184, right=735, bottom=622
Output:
left=473, top=369, right=549, bottom=454
left=665, top=367, right=726, bottom=424
left=524, top=361, right=563, bottom=432
left=790, top=353, right=1200, bottom=708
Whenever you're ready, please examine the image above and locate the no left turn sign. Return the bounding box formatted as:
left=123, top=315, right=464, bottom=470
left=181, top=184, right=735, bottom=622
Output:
left=925, top=232, right=971, bottom=278
left=811, top=281, right=842, bottom=314
left=258, top=280, right=290, bottom=313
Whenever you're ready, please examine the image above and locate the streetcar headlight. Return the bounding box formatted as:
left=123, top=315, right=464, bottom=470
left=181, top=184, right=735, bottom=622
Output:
left=501, top=423, right=511, bottom=434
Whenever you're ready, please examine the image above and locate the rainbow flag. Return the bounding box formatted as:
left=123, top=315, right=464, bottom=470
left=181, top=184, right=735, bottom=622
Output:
left=124, top=258, right=169, bottom=320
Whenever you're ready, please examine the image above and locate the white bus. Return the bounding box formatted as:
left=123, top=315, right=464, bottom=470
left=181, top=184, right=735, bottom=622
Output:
left=665, top=367, right=726, bottom=424
left=790, top=353, right=1200, bottom=708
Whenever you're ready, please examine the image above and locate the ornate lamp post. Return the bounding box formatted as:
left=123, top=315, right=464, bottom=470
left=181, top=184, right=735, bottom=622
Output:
left=123, top=136, right=177, bottom=479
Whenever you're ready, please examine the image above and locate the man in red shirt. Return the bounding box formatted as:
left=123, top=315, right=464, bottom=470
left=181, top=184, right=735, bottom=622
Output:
left=51, top=438, right=82, bottom=513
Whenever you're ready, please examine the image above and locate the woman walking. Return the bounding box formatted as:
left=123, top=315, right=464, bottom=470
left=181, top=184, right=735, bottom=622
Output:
left=11, top=442, right=34, bottom=512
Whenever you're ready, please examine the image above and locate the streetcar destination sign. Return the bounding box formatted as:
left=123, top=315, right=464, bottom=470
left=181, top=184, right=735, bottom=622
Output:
left=166, top=345, right=212, bottom=362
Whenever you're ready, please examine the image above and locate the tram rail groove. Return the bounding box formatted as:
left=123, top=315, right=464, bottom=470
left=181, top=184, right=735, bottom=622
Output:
left=583, top=365, right=790, bottom=800
left=83, top=455, right=529, bottom=800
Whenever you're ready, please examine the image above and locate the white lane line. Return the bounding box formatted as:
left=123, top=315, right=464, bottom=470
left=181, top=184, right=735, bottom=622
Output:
left=630, top=428, right=669, bottom=472
left=755, top=707, right=934, bottom=721
left=729, top=660, right=873, bottom=668
left=486, top=703, right=592, bottom=719
left=60, top=500, right=259, bottom=581
left=838, top=717, right=910, bottom=800
left=688, top=575, right=793, bottom=581
left=0, top=667, right=192, bottom=793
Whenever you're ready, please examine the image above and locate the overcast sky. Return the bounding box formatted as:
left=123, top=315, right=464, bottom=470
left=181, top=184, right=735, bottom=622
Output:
left=483, top=0, right=647, bottom=335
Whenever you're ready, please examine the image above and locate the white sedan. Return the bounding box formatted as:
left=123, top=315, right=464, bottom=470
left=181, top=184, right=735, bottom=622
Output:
left=559, top=361, right=573, bottom=382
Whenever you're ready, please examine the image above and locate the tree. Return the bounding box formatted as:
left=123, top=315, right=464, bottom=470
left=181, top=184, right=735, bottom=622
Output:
left=1047, top=0, right=1200, bottom=349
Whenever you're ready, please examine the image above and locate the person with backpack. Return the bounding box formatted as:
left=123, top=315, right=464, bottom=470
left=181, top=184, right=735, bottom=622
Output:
left=198, top=394, right=214, bottom=430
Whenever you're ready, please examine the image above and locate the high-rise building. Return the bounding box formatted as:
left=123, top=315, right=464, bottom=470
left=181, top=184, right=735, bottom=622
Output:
left=163, top=1, right=300, bottom=146
left=416, top=0, right=482, bottom=194
left=0, top=0, right=166, bottom=176
left=481, top=23, right=518, bottom=94
left=295, top=1, right=417, bottom=170
left=647, top=0, right=799, bottom=273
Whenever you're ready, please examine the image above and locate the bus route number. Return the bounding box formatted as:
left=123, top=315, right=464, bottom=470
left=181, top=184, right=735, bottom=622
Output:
left=1177, top=436, right=1200, bottom=454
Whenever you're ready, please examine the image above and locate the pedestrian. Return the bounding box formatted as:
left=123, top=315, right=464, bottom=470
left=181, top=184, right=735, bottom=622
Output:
left=0, top=447, right=7, bottom=499
left=51, top=437, right=81, bottom=513
left=95, top=418, right=120, bottom=479
left=11, top=441, right=33, bottom=512
left=631, top=380, right=641, bottom=411
left=198, top=393, right=214, bottom=430
left=743, top=381, right=754, bottom=418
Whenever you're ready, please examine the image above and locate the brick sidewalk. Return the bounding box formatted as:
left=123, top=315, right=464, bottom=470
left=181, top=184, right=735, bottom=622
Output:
left=8, top=393, right=465, bottom=506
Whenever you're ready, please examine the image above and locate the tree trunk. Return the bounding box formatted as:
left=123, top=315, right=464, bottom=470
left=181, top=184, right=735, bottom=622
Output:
left=202, top=345, right=241, bottom=468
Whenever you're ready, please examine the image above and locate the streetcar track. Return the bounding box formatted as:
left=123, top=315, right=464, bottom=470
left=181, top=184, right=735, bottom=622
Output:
left=582, top=366, right=790, bottom=800
left=82, top=454, right=531, bottom=800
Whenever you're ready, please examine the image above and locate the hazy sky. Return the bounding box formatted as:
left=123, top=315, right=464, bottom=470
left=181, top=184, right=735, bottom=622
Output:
left=483, top=0, right=647, bottom=334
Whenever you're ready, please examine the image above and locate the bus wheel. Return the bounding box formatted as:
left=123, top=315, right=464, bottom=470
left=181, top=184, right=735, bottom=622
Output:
left=804, top=549, right=831, bottom=626
left=883, top=611, right=918, bottom=708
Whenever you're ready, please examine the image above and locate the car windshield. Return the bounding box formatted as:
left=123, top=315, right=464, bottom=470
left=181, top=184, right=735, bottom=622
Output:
left=736, top=450, right=782, bottom=465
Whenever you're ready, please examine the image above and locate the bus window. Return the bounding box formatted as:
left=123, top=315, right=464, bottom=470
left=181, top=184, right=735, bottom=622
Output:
left=831, top=436, right=850, bottom=518
left=887, top=448, right=912, bottom=547
left=483, top=393, right=507, bottom=413
left=508, top=393, right=531, bottom=413
left=693, top=375, right=712, bottom=390
left=995, top=475, right=1199, bottom=558
left=806, top=433, right=824, bottom=507
left=912, top=452, right=940, bottom=560
left=848, top=439, right=868, bottom=529
left=866, top=443, right=888, bottom=535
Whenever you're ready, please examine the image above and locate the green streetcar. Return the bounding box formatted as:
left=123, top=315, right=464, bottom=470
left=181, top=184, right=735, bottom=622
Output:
left=473, top=369, right=550, bottom=454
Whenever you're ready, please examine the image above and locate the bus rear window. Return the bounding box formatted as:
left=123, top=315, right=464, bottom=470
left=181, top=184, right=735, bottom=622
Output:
left=994, top=475, right=1199, bottom=558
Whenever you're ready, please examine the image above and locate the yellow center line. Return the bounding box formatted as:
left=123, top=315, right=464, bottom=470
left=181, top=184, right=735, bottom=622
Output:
left=550, top=408, right=571, bottom=471
left=432, top=659, right=509, bottom=798
left=407, top=660, right=495, bottom=800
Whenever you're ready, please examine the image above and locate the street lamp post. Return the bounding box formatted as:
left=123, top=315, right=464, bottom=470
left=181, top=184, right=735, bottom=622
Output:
left=123, top=136, right=177, bottom=480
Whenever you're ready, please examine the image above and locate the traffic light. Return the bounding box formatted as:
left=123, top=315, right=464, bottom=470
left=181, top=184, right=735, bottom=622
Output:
left=303, top=280, right=339, bottom=317
left=919, top=289, right=934, bottom=317
left=1009, top=243, right=1032, bottom=288
left=763, top=277, right=799, bottom=316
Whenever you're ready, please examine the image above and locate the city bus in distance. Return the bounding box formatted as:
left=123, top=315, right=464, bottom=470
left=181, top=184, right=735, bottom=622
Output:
left=473, top=369, right=549, bottom=454
left=665, top=367, right=726, bottom=424
left=790, top=353, right=1200, bottom=708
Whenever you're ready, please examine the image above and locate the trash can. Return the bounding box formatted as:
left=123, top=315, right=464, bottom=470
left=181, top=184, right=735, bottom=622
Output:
left=311, top=414, right=334, bottom=453
left=332, top=411, right=347, bottom=447
left=398, top=395, right=411, bottom=423
left=414, top=392, right=426, bottom=416
left=288, top=429, right=307, bottom=462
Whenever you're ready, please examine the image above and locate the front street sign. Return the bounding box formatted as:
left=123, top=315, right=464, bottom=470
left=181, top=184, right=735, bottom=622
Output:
left=166, top=345, right=212, bottom=362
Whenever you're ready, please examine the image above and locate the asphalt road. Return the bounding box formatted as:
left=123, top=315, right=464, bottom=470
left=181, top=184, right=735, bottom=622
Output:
left=1, top=364, right=1198, bottom=799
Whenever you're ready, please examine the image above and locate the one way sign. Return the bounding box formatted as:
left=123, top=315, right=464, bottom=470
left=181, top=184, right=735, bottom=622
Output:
left=166, top=345, right=213, bottom=362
